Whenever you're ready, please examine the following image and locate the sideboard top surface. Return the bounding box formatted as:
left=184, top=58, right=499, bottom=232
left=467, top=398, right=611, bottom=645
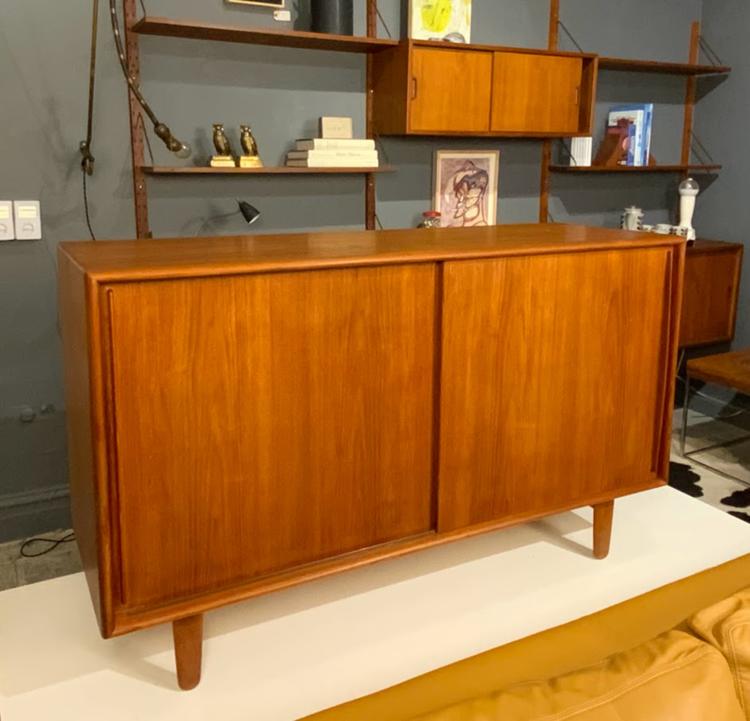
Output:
left=59, top=224, right=683, bottom=282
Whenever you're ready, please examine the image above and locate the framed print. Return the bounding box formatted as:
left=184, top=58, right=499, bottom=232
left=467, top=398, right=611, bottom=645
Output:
left=409, top=0, right=472, bottom=43
left=226, top=0, right=285, bottom=7
left=433, top=150, right=499, bottom=227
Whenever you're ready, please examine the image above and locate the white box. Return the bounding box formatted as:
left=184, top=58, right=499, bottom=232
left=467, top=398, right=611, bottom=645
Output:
left=0, top=201, right=14, bottom=240
left=13, top=200, right=41, bottom=240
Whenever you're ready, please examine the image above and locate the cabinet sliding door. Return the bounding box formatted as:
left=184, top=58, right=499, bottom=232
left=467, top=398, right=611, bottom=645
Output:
left=438, top=249, right=673, bottom=532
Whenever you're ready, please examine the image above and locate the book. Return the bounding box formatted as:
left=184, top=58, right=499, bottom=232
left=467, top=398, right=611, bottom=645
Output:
left=286, top=159, right=379, bottom=168
left=295, top=138, right=376, bottom=151
left=642, top=103, right=654, bottom=165
left=570, top=137, right=593, bottom=167
left=287, top=150, right=379, bottom=161
left=607, top=104, right=654, bottom=166
left=608, top=106, right=644, bottom=166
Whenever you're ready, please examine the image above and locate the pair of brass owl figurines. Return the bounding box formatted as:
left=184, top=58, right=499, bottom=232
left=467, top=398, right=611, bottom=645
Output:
left=210, top=124, right=263, bottom=168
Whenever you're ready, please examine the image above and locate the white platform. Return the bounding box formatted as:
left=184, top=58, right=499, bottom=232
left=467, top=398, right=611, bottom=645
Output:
left=2, top=487, right=749, bottom=721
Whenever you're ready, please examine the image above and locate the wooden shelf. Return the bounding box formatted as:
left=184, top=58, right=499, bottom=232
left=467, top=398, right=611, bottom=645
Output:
left=549, top=164, right=721, bottom=174
left=142, top=166, right=394, bottom=175
left=599, top=57, right=730, bottom=75
left=133, top=17, right=398, bottom=53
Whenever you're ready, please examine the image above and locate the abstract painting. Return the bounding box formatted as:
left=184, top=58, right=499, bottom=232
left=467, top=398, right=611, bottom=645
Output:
left=433, top=150, right=499, bottom=228
left=409, top=0, right=472, bottom=43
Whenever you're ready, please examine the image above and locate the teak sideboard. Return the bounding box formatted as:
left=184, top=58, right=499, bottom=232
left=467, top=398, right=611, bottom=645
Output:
left=58, top=225, right=684, bottom=689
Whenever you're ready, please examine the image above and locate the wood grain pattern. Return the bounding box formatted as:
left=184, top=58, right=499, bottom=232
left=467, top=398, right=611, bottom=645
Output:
left=173, top=614, right=203, bottom=690
left=599, top=56, right=730, bottom=75
left=124, top=1, right=149, bottom=238
left=105, top=265, right=436, bottom=607
left=133, top=16, right=398, bottom=53
left=409, top=47, right=493, bottom=133
left=491, top=52, right=582, bottom=134
left=681, top=22, right=701, bottom=166
left=438, top=248, right=672, bottom=531
left=550, top=164, right=721, bottom=174
left=372, top=43, right=411, bottom=136
left=59, top=224, right=684, bottom=284
left=593, top=501, right=614, bottom=560
left=113, top=480, right=663, bottom=634
left=58, top=253, right=103, bottom=627
left=59, top=225, right=684, bottom=689
left=680, top=240, right=743, bottom=348
left=373, top=41, right=595, bottom=138
left=687, top=350, right=750, bottom=396
left=141, top=166, right=395, bottom=176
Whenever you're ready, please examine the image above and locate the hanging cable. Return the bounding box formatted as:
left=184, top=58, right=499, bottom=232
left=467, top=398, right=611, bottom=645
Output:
left=79, top=0, right=99, bottom=176
left=82, top=173, right=97, bottom=241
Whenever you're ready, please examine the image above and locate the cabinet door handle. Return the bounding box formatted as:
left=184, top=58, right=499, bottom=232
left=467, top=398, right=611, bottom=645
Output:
left=411, top=77, right=418, bottom=100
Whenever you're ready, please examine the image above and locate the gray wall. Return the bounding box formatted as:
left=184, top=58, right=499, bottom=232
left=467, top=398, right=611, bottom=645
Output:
left=0, top=0, right=709, bottom=540
left=694, top=0, right=749, bottom=347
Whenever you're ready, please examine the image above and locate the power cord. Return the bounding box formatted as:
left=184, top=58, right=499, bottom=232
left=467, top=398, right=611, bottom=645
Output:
left=82, top=172, right=97, bottom=240
left=20, top=531, right=76, bottom=559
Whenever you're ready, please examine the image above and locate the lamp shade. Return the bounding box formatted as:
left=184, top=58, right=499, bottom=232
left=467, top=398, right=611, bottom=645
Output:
left=237, top=200, right=261, bottom=226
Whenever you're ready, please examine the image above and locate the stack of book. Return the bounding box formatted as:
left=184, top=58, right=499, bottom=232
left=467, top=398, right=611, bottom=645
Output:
left=286, top=138, right=379, bottom=168
left=607, top=104, right=654, bottom=166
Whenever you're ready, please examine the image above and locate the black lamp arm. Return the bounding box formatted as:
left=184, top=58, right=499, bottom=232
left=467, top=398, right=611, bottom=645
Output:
left=107, top=0, right=188, bottom=156
left=80, top=0, right=190, bottom=176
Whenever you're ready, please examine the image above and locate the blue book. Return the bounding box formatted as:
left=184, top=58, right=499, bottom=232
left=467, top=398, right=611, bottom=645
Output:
left=641, top=104, right=654, bottom=165
left=608, top=105, right=652, bottom=166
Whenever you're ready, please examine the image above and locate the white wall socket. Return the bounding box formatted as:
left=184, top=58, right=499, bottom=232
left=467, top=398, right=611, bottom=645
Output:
left=13, top=200, right=41, bottom=240
left=0, top=201, right=14, bottom=241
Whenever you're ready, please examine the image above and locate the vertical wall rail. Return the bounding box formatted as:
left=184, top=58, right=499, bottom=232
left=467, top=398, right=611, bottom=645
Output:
left=681, top=21, right=700, bottom=168
left=122, top=0, right=150, bottom=238
left=364, top=0, right=377, bottom=230
left=539, top=0, right=560, bottom=223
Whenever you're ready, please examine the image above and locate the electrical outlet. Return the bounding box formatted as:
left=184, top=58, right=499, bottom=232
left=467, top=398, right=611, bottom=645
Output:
left=0, top=201, right=14, bottom=241
left=13, top=200, right=41, bottom=240
left=273, top=9, right=291, bottom=21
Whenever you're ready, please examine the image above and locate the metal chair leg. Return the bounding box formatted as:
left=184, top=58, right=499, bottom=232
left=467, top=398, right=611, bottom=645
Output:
left=680, top=375, right=691, bottom=457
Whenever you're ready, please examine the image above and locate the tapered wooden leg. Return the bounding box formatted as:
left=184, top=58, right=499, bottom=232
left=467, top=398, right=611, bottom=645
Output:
left=173, top=614, right=203, bottom=690
left=592, top=500, right=615, bottom=560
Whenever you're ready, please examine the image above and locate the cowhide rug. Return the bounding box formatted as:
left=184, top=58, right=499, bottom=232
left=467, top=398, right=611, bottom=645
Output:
left=669, top=461, right=750, bottom=523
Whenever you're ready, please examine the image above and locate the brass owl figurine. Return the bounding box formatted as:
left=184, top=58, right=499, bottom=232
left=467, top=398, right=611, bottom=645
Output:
left=212, top=123, right=234, bottom=157
left=240, top=125, right=259, bottom=158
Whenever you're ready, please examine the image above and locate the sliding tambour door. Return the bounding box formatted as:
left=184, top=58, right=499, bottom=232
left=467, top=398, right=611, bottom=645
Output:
left=438, top=248, right=673, bottom=532
left=104, top=265, right=436, bottom=608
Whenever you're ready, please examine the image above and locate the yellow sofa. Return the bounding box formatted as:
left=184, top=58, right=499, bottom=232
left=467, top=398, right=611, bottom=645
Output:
left=303, top=554, right=750, bottom=721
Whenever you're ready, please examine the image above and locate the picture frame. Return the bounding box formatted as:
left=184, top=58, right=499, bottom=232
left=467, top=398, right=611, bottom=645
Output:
left=226, top=0, right=285, bottom=8
left=433, top=150, right=500, bottom=227
left=409, top=0, right=472, bottom=43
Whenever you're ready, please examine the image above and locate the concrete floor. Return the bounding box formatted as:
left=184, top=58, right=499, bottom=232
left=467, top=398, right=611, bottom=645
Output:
left=0, top=531, right=81, bottom=592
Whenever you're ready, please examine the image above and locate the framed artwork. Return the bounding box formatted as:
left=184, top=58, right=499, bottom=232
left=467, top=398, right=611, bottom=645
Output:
left=433, top=150, right=500, bottom=227
left=409, top=0, right=472, bottom=43
left=226, top=0, right=285, bottom=7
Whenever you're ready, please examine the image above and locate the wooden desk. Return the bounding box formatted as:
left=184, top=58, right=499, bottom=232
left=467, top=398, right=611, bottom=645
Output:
left=681, top=239, right=744, bottom=348
left=58, top=224, right=684, bottom=689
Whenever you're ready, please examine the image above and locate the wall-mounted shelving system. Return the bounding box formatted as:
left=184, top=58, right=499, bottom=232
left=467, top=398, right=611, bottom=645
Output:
left=123, top=1, right=384, bottom=238
left=549, top=164, right=722, bottom=175
left=121, top=0, right=730, bottom=237
left=539, top=6, right=730, bottom=222
left=142, top=166, right=395, bottom=176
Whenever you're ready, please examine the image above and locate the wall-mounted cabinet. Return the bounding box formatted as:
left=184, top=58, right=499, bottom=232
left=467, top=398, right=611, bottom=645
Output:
left=372, top=41, right=597, bottom=138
